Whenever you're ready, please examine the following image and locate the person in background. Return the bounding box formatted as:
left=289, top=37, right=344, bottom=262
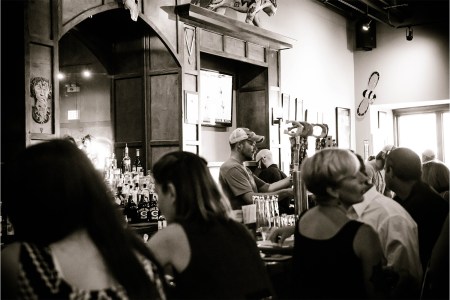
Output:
left=421, top=149, right=436, bottom=163
left=1, top=139, right=166, bottom=299
left=81, top=134, right=100, bottom=168
left=255, top=148, right=293, bottom=214
left=63, top=134, right=77, bottom=144
left=147, top=151, right=274, bottom=299
left=270, top=148, right=387, bottom=299
left=255, top=148, right=287, bottom=183
left=421, top=149, right=449, bottom=202
left=384, top=147, right=449, bottom=273
left=365, top=150, right=387, bottom=195
left=219, top=128, right=293, bottom=212
left=351, top=153, right=423, bottom=297
left=381, top=145, right=397, bottom=198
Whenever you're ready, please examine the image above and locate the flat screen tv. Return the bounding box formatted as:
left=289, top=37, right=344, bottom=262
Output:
left=200, top=69, right=233, bottom=127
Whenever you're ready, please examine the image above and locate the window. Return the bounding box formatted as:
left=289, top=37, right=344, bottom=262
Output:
left=394, top=105, right=449, bottom=164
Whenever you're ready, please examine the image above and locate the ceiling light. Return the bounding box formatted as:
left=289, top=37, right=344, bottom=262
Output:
left=82, top=70, right=92, bottom=78
left=362, top=20, right=372, bottom=31
left=57, top=72, right=65, bottom=80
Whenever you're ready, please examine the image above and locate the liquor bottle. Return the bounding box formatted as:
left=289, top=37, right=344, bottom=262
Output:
left=134, top=149, right=143, bottom=175
left=149, top=194, right=159, bottom=222
left=111, top=152, right=117, bottom=169
left=122, top=144, right=131, bottom=174
left=124, top=195, right=138, bottom=223
left=137, top=194, right=150, bottom=222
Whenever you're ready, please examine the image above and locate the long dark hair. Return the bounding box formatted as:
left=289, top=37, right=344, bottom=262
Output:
left=3, top=139, right=164, bottom=299
left=152, top=151, right=232, bottom=224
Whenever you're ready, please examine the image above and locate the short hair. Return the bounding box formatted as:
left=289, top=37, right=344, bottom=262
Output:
left=300, top=148, right=360, bottom=198
left=153, top=151, right=232, bottom=224
left=385, top=147, right=422, bottom=181
left=375, top=150, right=386, bottom=168
left=422, top=161, right=449, bottom=194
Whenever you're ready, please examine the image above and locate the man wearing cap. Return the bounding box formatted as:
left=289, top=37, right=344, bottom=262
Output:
left=255, top=149, right=293, bottom=214
left=219, top=128, right=293, bottom=211
left=384, top=147, right=448, bottom=272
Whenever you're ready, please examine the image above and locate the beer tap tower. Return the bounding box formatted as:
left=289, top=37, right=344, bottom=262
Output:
left=284, top=121, right=330, bottom=215
left=284, top=121, right=310, bottom=216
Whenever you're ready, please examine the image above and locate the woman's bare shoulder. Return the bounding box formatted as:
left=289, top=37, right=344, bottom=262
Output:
left=147, top=223, right=190, bottom=271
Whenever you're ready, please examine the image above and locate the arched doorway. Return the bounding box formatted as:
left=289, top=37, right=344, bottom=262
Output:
left=58, top=7, right=182, bottom=172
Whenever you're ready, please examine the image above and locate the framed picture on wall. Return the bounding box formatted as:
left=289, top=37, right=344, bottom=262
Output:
left=378, top=111, right=387, bottom=129
left=295, top=98, right=304, bottom=121
left=335, top=107, right=351, bottom=149
left=282, top=93, right=292, bottom=121
left=184, top=91, right=199, bottom=124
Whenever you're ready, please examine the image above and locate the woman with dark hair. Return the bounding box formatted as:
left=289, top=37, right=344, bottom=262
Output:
left=1, top=139, right=166, bottom=299
left=147, top=151, right=274, bottom=299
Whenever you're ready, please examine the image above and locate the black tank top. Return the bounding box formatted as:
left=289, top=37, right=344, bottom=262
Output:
left=173, top=218, right=274, bottom=299
left=292, top=217, right=367, bottom=299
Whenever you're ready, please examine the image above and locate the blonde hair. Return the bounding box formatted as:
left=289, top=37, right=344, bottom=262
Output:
left=300, top=148, right=360, bottom=198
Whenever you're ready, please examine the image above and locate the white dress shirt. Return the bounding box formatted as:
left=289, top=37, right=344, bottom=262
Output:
left=348, top=185, right=423, bottom=282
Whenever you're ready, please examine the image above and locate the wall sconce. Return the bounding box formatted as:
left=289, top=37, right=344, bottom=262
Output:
left=406, top=26, right=413, bottom=41
left=362, top=20, right=372, bottom=31
left=272, top=107, right=283, bottom=125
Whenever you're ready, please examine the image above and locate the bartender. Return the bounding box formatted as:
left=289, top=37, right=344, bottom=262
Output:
left=219, top=128, right=294, bottom=214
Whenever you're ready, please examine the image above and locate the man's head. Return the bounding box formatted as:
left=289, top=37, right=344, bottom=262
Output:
left=229, top=128, right=264, bottom=161
left=255, top=149, right=273, bottom=168
left=385, top=147, right=422, bottom=192
left=422, top=149, right=436, bottom=163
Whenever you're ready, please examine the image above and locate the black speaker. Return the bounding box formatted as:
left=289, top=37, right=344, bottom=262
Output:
left=355, top=20, right=376, bottom=51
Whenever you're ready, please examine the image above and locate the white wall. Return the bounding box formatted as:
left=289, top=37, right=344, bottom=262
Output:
left=264, top=0, right=356, bottom=154
left=354, top=22, right=449, bottom=155
left=201, top=1, right=449, bottom=161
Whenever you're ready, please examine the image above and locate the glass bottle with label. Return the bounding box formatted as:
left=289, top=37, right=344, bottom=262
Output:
left=122, top=143, right=131, bottom=174
left=134, top=149, right=143, bottom=175
left=137, top=194, right=150, bottom=222
left=149, top=194, right=159, bottom=222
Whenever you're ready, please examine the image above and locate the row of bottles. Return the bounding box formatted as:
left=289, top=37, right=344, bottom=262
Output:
left=122, top=144, right=143, bottom=174
left=104, top=144, right=167, bottom=226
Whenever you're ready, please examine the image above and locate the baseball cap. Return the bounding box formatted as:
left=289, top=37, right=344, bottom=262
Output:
left=229, top=128, right=264, bottom=144
left=255, top=149, right=271, bottom=162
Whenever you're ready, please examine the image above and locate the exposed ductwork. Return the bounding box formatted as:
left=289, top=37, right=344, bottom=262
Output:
left=315, top=0, right=448, bottom=29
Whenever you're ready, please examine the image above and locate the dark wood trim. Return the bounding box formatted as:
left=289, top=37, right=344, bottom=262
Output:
left=175, top=4, right=295, bottom=50
left=60, top=2, right=119, bottom=37
left=29, top=36, right=54, bottom=47
left=147, top=68, right=180, bottom=76
left=150, top=140, right=181, bottom=146
left=200, top=47, right=268, bottom=67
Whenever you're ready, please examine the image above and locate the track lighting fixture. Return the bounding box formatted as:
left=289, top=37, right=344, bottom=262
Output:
left=362, top=20, right=372, bottom=31
left=406, top=26, right=413, bottom=41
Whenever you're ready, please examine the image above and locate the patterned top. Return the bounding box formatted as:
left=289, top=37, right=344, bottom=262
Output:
left=16, top=242, right=166, bottom=300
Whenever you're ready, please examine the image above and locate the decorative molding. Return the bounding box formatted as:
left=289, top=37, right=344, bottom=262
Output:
left=175, top=4, right=295, bottom=50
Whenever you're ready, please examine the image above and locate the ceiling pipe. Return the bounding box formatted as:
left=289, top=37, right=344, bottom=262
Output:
left=336, top=0, right=395, bottom=27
